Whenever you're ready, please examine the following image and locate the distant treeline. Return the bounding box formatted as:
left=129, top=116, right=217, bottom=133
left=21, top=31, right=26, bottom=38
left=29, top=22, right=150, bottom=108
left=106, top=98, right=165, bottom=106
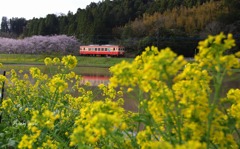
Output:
left=0, top=0, right=240, bottom=56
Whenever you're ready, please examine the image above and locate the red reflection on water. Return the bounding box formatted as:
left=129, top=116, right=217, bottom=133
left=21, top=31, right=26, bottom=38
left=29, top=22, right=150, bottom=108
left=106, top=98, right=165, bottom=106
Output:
left=81, top=74, right=138, bottom=112
left=81, top=75, right=110, bottom=86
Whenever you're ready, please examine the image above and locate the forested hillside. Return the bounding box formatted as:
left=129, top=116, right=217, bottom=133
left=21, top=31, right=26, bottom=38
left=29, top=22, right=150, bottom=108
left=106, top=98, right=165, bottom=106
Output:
left=1, top=0, right=240, bottom=56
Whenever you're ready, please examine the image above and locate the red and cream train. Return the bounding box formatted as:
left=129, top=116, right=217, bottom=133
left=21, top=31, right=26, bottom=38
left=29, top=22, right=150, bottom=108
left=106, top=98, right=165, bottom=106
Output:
left=80, top=45, right=125, bottom=56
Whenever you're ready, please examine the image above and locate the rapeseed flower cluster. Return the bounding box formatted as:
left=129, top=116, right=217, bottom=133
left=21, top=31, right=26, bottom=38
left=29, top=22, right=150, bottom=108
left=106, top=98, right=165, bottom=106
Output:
left=70, top=100, right=130, bottom=148
left=44, top=57, right=61, bottom=66
left=195, top=32, right=239, bottom=74
left=110, top=46, right=187, bottom=92
left=29, top=67, right=43, bottom=79
left=226, top=89, right=240, bottom=128
left=0, top=74, right=6, bottom=89
left=109, top=33, right=240, bottom=148
left=18, top=126, right=41, bottom=149
left=0, top=98, right=13, bottom=113
left=29, top=110, right=59, bottom=129
left=48, top=76, right=68, bottom=93
left=61, top=55, right=78, bottom=69
left=0, top=33, right=240, bottom=148
left=0, top=55, right=84, bottom=148
left=44, top=57, right=52, bottom=66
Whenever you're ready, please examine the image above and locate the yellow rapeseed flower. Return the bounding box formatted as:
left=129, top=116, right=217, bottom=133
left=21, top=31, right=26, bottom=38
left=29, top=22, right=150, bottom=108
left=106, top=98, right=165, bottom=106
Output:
left=48, top=76, right=68, bottom=93
left=0, top=74, right=6, bottom=83
left=61, top=55, right=78, bottom=69
left=53, top=57, right=60, bottom=65
left=0, top=98, right=12, bottom=110
left=29, top=67, right=42, bottom=78
left=44, top=57, right=52, bottom=66
left=18, top=135, right=33, bottom=149
left=42, top=138, right=59, bottom=149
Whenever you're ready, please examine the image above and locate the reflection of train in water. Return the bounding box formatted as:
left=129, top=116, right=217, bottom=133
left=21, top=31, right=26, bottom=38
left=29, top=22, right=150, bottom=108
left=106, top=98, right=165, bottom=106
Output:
left=79, top=45, right=125, bottom=57
left=81, top=75, right=110, bottom=86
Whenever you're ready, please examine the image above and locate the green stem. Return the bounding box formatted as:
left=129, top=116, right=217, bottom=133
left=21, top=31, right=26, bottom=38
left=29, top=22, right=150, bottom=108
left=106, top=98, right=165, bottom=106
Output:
left=207, top=68, right=225, bottom=148
left=137, top=88, right=143, bottom=133
left=163, top=68, right=182, bottom=144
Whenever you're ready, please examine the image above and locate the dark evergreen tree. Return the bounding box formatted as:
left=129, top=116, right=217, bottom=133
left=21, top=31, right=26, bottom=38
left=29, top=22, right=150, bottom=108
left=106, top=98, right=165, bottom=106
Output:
left=59, top=15, right=69, bottom=34
left=45, top=14, right=59, bottom=35
left=66, top=11, right=77, bottom=36
left=1, top=17, right=9, bottom=32
left=9, top=17, right=27, bottom=35
left=38, top=18, right=47, bottom=35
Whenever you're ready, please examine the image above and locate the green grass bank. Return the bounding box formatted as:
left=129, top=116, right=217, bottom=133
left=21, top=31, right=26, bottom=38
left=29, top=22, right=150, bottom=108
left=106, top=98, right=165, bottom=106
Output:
left=0, top=54, right=133, bottom=67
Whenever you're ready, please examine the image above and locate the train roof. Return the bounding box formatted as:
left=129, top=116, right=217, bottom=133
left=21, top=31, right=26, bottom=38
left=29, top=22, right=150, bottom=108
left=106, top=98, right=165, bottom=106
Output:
left=80, top=44, right=123, bottom=47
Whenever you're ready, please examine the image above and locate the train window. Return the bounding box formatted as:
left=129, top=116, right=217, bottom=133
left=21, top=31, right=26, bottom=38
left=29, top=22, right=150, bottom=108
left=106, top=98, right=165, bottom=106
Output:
left=95, top=48, right=97, bottom=51
left=101, top=48, right=104, bottom=51
left=113, top=48, right=115, bottom=51
left=88, top=48, right=90, bottom=51
left=98, top=48, right=100, bottom=51
left=105, top=48, right=107, bottom=51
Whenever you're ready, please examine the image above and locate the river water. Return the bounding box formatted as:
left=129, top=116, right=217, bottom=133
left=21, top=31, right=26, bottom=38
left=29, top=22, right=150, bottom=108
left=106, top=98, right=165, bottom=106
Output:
left=2, top=65, right=240, bottom=111
left=78, top=67, right=240, bottom=111
left=79, top=67, right=240, bottom=92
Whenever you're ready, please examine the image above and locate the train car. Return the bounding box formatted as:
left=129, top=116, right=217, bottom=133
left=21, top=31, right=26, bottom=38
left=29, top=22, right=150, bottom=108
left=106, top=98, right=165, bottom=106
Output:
left=79, top=45, right=125, bottom=57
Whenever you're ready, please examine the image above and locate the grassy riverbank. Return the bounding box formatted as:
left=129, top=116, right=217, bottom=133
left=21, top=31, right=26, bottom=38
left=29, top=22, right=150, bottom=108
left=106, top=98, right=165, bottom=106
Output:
left=0, top=54, right=133, bottom=67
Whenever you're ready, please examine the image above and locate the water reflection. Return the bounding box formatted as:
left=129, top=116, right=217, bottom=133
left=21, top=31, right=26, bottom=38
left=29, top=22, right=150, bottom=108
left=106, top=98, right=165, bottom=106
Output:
left=80, top=71, right=240, bottom=90
left=80, top=73, right=138, bottom=112
left=81, top=74, right=110, bottom=86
